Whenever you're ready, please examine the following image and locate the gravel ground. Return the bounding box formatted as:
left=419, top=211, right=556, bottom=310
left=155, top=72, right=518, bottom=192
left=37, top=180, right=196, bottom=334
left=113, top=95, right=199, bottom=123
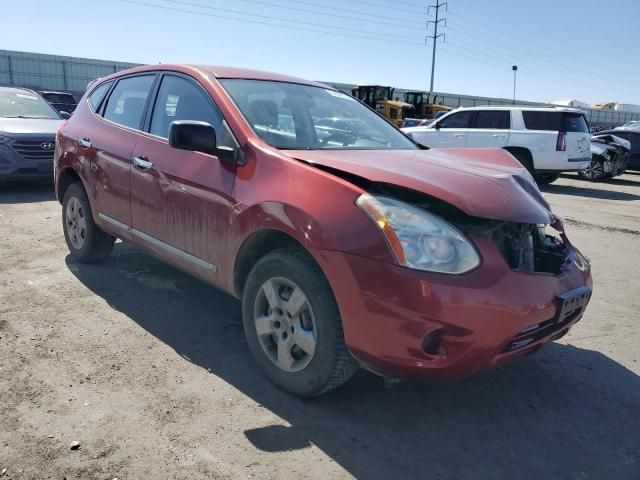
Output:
left=0, top=173, right=639, bottom=479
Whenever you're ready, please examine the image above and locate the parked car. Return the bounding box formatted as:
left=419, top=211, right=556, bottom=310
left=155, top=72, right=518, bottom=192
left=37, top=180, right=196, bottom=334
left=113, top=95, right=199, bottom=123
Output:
left=0, top=86, right=65, bottom=181
left=402, top=106, right=592, bottom=185
left=401, top=118, right=429, bottom=128
left=578, top=134, right=631, bottom=181
left=39, top=91, right=77, bottom=116
left=584, top=129, right=640, bottom=171
left=54, top=65, right=592, bottom=396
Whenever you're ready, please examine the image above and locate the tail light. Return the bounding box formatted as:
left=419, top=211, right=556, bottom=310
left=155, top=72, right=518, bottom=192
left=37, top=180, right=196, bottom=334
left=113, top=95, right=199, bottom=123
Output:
left=556, top=131, right=567, bottom=151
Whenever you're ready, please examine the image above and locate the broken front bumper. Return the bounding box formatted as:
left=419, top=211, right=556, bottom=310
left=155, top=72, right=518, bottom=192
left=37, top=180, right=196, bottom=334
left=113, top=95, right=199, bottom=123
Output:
left=316, top=234, right=592, bottom=380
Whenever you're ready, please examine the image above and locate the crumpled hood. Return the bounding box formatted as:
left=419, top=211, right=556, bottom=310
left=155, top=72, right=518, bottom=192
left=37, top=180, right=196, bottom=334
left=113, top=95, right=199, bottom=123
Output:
left=0, top=118, right=62, bottom=136
left=291, top=148, right=553, bottom=224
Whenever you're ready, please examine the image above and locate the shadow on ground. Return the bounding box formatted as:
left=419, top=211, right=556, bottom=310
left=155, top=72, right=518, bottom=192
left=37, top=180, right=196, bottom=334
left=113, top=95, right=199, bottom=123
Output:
left=66, top=244, right=640, bottom=479
left=0, top=181, right=55, bottom=204
left=544, top=179, right=640, bottom=201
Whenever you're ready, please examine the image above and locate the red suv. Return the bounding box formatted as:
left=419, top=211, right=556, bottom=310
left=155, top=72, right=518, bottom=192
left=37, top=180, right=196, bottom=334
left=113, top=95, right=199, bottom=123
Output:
left=54, top=65, right=592, bottom=396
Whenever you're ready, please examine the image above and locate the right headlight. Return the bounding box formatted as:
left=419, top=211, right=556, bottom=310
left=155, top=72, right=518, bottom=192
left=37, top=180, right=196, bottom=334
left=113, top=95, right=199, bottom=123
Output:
left=356, top=193, right=480, bottom=274
left=0, top=134, right=11, bottom=144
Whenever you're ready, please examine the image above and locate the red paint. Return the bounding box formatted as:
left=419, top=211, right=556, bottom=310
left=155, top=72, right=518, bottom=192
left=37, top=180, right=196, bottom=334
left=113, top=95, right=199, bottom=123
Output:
left=56, top=65, right=592, bottom=381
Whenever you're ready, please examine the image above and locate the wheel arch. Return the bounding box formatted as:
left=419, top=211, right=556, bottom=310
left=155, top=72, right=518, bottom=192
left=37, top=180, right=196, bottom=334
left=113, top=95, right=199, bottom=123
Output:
left=56, top=166, right=82, bottom=204
left=504, top=146, right=534, bottom=173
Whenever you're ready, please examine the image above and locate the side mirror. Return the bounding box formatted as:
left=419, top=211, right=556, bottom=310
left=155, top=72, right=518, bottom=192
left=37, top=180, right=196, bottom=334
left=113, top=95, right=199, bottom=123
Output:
left=59, top=111, right=71, bottom=119
left=169, top=120, right=237, bottom=162
left=433, top=121, right=441, bottom=129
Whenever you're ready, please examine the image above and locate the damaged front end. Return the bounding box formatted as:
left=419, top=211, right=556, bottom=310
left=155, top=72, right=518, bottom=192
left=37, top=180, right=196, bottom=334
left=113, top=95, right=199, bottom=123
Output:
left=369, top=183, right=570, bottom=276
left=579, top=134, right=631, bottom=181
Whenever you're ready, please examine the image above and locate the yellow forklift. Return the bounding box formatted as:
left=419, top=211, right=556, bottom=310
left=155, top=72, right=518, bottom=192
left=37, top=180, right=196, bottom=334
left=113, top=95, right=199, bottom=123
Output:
left=403, top=91, right=451, bottom=119
left=351, top=85, right=414, bottom=127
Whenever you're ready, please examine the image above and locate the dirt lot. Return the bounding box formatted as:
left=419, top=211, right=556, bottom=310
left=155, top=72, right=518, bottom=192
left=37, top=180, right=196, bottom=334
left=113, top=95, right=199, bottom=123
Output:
left=1, top=173, right=639, bottom=479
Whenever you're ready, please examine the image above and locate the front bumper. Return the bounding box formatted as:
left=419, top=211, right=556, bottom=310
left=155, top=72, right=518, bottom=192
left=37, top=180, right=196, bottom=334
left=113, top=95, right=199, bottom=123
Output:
left=0, top=141, right=55, bottom=181
left=316, top=234, right=592, bottom=380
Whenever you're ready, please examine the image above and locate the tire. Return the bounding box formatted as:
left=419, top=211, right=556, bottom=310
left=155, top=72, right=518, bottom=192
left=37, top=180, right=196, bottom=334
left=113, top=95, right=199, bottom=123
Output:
left=578, top=158, right=606, bottom=182
left=534, top=173, right=561, bottom=185
left=242, top=247, right=358, bottom=397
left=62, top=182, right=115, bottom=263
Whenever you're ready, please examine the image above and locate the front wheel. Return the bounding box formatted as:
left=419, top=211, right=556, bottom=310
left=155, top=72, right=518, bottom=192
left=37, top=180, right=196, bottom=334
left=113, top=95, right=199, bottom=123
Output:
left=62, top=182, right=115, bottom=263
left=578, top=158, right=606, bottom=181
left=242, top=248, right=358, bottom=397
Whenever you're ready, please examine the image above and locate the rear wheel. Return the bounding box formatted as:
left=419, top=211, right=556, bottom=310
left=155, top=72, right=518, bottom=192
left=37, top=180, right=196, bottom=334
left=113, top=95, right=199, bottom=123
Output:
left=534, top=172, right=561, bottom=185
left=62, top=182, right=115, bottom=263
left=578, top=158, right=606, bottom=181
left=510, top=150, right=535, bottom=175
left=242, top=248, right=358, bottom=397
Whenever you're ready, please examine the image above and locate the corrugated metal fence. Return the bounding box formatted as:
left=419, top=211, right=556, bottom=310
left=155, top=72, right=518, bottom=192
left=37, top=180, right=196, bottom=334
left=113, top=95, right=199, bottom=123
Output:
left=2, top=49, right=638, bottom=128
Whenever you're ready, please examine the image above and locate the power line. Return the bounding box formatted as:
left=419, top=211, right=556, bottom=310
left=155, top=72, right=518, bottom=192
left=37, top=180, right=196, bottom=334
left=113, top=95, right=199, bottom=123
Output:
left=446, top=26, right=636, bottom=87
left=119, top=0, right=426, bottom=45
left=230, top=0, right=427, bottom=30
left=156, top=0, right=422, bottom=40
left=447, top=10, right=639, bottom=77
left=348, top=0, right=429, bottom=10
left=346, top=0, right=426, bottom=16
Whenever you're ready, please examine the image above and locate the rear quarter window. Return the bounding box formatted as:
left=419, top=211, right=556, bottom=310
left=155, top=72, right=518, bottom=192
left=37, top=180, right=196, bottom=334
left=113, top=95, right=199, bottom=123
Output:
left=88, top=81, right=113, bottom=112
left=522, top=111, right=589, bottom=132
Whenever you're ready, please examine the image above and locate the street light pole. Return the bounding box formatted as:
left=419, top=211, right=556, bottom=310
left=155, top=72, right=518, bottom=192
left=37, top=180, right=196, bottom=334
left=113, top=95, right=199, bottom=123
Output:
left=512, top=65, right=518, bottom=105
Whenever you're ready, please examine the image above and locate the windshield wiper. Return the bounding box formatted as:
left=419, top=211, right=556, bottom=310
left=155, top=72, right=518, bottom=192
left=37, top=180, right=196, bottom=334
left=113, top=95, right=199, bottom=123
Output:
left=0, top=115, right=47, bottom=119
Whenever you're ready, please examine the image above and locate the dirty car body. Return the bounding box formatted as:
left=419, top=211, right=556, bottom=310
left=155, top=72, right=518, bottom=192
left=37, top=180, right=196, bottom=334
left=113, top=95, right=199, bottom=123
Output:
left=54, top=65, right=592, bottom=394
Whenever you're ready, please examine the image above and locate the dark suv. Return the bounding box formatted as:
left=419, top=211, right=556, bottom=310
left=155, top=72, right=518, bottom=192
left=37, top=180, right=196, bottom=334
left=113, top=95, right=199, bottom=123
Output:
left=54, top=65, right=592, bottom=396
left=0, top=87, right=64, bottom=181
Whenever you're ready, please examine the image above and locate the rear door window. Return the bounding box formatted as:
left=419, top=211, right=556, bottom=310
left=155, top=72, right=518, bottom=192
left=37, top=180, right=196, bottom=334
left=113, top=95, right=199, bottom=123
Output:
left=103, top=75, right=155, bottom=130
left=439, top=111, right=473, bottom=128
left=473, top=110, right=510, bottom=129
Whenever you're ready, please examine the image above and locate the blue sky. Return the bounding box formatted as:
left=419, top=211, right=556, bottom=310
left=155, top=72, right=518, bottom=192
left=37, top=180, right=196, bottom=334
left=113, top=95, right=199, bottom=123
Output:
left=2, top=0, right=639, bottom=104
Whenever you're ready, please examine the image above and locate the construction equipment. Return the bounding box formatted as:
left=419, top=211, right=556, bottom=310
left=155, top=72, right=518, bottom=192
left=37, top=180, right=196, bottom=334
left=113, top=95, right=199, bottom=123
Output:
left=351, top=85, right=414, bottom=127
left=403, top=91, right=451, bottom=119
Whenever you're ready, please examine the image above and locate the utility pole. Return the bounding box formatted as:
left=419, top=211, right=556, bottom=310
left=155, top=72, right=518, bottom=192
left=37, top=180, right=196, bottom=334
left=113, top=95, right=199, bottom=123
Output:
left=427, top=0, right=447, bottom=93
left=512, top=65, right=518, bottom=104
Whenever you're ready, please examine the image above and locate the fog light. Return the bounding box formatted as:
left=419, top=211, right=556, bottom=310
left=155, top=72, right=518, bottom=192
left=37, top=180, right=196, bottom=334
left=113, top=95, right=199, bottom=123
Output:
left=422, top=330, right=444, bottom=356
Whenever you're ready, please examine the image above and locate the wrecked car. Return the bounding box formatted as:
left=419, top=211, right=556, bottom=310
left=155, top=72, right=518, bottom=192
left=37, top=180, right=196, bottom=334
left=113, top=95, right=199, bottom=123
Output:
left=578, top=133, right=631, bottom=181
left=54, top=65, right=592, bottom=397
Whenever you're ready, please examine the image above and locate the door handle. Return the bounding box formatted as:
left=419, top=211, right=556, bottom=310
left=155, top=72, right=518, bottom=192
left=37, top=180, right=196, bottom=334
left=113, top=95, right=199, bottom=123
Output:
left=493, top=134, right=506, bottom=138
left=133, top=156, right=153, bottom=170
left=79, top=138, right=92, bottom=148
left=454, top=133, right=465, bottom=137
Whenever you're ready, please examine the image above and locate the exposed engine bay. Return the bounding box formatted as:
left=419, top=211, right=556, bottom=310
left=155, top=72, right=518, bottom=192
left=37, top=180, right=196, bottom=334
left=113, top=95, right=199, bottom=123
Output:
left=370, top=183, right=569, bottom=275
left=579, top=134, right=631, bottom=181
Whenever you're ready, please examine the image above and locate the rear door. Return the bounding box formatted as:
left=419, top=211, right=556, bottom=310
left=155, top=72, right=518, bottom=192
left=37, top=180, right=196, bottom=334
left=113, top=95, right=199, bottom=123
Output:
left=82, top=74, right=156, bottom=235
left=561, top=113, right=591, bottom=160
left=465, top=110, right=510, bottom=147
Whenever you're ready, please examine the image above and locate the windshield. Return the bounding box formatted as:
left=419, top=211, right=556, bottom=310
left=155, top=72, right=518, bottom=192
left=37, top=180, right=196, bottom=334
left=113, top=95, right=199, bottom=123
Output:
left=219, top=79, right=416, bottom=150
left=0, top=91, right=60, bottom=119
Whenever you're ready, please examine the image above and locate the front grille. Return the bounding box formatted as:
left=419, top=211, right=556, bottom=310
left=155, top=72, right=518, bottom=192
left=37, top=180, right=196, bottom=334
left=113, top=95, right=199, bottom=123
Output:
left=11, top=139, right=56, bottom=160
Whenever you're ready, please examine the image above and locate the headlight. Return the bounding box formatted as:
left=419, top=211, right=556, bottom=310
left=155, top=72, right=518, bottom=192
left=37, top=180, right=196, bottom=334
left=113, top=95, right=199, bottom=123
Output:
left=356, top=194, right=480, bottom=274
left=0, top=134, right=11, bottom=144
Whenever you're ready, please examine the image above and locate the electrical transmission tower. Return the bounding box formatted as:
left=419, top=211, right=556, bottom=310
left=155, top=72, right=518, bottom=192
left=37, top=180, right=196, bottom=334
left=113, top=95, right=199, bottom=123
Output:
left=427, top=0, right=447, bottom=93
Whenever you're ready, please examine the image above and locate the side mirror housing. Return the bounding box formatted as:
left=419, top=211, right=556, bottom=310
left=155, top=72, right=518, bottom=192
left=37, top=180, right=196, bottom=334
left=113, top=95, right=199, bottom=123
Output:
left=59, top=111, right=71, bottom=119
left=169, top=120, right=237, bottom=162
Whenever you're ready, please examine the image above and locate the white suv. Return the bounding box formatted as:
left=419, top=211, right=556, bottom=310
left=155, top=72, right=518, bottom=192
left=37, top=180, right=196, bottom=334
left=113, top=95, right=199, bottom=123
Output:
left=402, top=106, right=592, bottom=184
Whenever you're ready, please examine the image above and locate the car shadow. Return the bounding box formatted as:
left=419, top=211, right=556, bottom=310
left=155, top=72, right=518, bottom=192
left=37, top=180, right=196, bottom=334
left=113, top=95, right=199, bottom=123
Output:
left=542, top=181, right=640, bottom=201
left=0, top=181, right=55, bottom=204
left=65, top=245, right=640, bottom=479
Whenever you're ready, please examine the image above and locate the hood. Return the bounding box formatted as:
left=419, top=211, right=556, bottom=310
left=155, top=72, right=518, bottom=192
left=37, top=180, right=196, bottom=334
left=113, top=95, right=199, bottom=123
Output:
left=0, top=117, right=63, bottom=136
left=291, top=148, right=553, bottom=225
